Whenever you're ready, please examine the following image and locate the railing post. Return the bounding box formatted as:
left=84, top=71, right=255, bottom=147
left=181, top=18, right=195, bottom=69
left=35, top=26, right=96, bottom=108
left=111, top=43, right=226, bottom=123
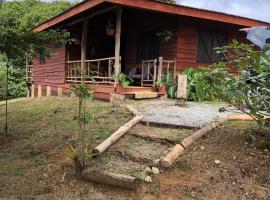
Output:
left=153, top=59, right=157, bottom=86
left=157, top=56, right=163, bottom=82
left=114, top=7, right=122, bottom=87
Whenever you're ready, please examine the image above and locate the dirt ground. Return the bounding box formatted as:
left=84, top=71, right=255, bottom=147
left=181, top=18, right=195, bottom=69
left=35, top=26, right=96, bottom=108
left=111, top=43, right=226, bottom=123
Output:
left=0, top=98, right=270, bottom=200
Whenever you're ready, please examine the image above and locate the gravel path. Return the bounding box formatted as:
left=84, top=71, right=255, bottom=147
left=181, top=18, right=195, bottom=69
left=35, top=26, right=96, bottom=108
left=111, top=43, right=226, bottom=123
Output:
left=126, top=99, right=237, bottom=128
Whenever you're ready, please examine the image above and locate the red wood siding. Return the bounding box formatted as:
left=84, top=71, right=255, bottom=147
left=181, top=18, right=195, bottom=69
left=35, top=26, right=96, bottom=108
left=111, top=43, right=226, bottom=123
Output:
left=33, top=44, right=69, bottom=89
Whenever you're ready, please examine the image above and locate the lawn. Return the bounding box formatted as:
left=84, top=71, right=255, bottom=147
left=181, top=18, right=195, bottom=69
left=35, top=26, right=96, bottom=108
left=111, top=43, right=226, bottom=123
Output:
left=0, top=97, right=131, bottom=199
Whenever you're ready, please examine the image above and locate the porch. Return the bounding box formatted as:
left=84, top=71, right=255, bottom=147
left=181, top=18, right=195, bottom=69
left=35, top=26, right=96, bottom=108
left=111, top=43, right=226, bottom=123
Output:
left=63, top=5, right=178, bottom=97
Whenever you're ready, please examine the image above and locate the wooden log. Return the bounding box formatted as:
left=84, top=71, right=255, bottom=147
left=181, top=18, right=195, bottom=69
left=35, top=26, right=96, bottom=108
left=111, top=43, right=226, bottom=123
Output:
left=31, top=84, right=35, bottom=98
left=82, top=168, right=136, bottom=189
left=93, top=115, right=143, bottom=154
left=176, top=74, right=187, bottom=106
left=130, top=132, right=177, bottom=144
left=181, top=124, right=213, bottom=149
left=126, top=105, right=142, bottom=116
left=58, top=87, right=63, bottom=97
left=228, top=114, right=255, bottom=121
left=160, top=144, right=185, bottom=168
left=37, top=84, right=42, bottom=98
left=46, top=86, right=51, bottom=97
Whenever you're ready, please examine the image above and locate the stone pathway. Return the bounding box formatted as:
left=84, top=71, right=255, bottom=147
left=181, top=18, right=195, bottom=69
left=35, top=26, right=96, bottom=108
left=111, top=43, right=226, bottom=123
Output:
left=127, top=99, right=239, bottom=128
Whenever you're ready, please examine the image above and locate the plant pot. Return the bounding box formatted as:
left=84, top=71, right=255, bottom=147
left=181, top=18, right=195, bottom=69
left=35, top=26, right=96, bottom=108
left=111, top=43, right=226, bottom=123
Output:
left=158, top=86, right=166, bottom=94
left=106, top=28, right=115, bottom=36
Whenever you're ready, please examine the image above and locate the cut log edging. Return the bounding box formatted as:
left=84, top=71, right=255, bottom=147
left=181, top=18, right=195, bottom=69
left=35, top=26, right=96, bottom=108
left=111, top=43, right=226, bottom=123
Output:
left=160, top=119, right=225, bottom=168
left=82, top=105, right=143, bottom=189
left=93, top=105, right=143, bottom=154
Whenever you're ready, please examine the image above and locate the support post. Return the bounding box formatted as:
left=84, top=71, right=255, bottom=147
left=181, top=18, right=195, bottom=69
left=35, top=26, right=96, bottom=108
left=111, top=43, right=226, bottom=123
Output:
left=81, top=19, right=88, bottom=83
left=46, top=86, right=51, bottom=97
left=176, top=74, right=187, bottom=106
left=58, top=87, right=63, bottom=97
left=37, top=84, right=42, bottom=98
left=157, top=56, right=163, bottom=82
left=31, top=84, right=35, bottom=98
left=114, top=7, right=122, bottom=86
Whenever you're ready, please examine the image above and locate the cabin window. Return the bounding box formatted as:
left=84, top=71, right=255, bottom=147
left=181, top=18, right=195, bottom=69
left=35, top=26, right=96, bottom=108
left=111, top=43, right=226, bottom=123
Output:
left=196, top=29, right=228, bottom=63
left=136, top=31, right=160, bottom=63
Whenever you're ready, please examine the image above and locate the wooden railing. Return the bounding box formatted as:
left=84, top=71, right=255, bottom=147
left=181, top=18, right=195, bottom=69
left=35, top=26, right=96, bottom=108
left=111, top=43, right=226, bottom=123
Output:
left=66, top=57, right=116, bottom=84
left=26, top=64, right=33, bottom=83
left=141, top=57, right=176, bottom=87
left=141, top=59, right=158, bottom=87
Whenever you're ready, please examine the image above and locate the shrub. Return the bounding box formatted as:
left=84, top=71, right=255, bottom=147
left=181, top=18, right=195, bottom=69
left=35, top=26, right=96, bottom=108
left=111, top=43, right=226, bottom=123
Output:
left=0, top=65, right=27, bottom=100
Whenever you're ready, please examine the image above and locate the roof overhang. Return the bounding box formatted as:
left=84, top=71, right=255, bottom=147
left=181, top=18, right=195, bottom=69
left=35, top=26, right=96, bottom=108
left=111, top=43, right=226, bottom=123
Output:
left=32, top=0, right=270, bottom=32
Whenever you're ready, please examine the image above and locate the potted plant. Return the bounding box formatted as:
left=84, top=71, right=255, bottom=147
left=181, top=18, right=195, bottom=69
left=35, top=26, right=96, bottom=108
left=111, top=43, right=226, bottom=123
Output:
left=106, top=19, right=115, bottom=36
left=156, top=29, right=173, bottom=42
left=155, top=80, right=166, bottom=94
left=115, top=73, right=134, bottom=93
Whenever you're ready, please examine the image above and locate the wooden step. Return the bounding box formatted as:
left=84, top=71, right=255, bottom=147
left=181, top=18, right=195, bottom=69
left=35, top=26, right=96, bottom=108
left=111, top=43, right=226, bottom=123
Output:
left=134, top=92, right=159, bottom=99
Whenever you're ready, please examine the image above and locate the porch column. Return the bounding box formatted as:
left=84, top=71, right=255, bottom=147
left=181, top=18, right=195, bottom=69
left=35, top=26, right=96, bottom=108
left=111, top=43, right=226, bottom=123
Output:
left=157, top=56, right=163, bottom=82
left=81, top=19, right=88, bottom=83
left=114, top=7, right=122, bottom=86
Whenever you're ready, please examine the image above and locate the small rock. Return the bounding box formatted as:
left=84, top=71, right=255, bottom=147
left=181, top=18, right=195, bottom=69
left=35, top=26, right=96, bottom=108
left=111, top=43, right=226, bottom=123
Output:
left=233, top=156, right=237, bottom=160
left=151, top=167, right=160, bottom=175
left=214, top=160, right=221, bottom=165
left=143, top=167, right=152, bottom=175
left=200, top=146, right=205, bottom=150
left=153, top=159, right=160, bottom=165
left=232, top=182, right=236, bottom=186
left=264, top=149, right=269, bottom=152
left=144, top=176, right=152, bottom=183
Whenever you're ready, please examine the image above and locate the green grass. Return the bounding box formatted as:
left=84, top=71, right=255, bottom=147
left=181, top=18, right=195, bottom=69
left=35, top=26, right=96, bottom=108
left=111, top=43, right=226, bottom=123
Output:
left=0, top=97, right=131, bottom=197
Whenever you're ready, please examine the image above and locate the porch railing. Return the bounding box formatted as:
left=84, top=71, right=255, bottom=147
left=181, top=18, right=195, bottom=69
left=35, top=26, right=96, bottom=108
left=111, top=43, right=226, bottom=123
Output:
left=66, top=57, right=116, bottom=84
left=26, top=64, right=33, bottom=83
left=141, top=57, right=176, bottom=87
left=141, top=59, right=158, bottom=87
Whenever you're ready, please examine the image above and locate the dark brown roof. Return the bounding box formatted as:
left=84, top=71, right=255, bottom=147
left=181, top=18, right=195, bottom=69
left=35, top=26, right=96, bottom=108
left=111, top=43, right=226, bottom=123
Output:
left=33, top=0, right=270, bottom=32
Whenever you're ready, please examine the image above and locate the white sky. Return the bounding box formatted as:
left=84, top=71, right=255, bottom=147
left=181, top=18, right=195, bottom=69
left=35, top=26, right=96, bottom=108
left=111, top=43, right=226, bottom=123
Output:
left=42, top=0, right=270, bottom=23
left=178, top=0, right=270, bottom=23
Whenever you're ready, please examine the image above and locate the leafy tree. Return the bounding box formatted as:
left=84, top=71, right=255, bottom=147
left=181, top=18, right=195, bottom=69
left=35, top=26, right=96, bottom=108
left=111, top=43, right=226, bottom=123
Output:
left=194, top=40, right=270, bottom=126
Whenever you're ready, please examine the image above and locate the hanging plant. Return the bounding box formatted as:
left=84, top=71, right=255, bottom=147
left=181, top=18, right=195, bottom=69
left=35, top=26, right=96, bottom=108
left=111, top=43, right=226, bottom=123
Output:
left=156, top=29, right=173, bottom=42
left=106, top=18, right=115, bottom=37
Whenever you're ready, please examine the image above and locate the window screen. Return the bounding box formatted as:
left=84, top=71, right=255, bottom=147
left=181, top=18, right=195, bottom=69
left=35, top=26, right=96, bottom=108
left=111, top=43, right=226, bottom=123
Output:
left=136, top=31, right=160, bottom=63
left=196, top=29, right=228, bottom=63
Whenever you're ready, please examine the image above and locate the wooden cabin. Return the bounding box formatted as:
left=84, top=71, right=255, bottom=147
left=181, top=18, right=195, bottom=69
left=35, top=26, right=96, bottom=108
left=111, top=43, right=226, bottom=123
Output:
left=28, top=0, right=270, bottom=100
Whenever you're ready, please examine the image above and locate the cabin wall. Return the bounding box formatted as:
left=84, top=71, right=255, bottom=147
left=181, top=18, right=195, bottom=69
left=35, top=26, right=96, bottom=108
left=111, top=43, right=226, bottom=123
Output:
left=32, top=44, right=69, bottom=95
left=175, top=18, right=246, bottom=71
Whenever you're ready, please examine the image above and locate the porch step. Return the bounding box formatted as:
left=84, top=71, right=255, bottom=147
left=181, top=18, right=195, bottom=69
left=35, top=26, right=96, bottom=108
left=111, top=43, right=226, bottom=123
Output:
left=134, top=92, right=159, bottom=99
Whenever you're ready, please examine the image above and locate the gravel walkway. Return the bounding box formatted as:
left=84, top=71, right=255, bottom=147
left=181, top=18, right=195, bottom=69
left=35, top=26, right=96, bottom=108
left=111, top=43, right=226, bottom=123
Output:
left=126, top=99, right=238, bottom=128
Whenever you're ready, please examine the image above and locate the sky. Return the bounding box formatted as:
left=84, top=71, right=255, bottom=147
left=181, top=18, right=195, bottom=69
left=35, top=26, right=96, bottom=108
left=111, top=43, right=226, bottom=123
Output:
left=178, top=0, right=270, bottom=23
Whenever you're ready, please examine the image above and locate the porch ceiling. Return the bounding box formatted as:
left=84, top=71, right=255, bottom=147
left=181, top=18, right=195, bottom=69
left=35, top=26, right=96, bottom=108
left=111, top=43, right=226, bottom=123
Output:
left=32, top=0, right=270, bottom=33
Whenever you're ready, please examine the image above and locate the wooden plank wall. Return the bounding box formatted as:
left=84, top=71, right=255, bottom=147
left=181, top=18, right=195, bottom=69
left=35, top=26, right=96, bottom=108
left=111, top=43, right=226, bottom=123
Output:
left=32, top=44, right=70, bottom=94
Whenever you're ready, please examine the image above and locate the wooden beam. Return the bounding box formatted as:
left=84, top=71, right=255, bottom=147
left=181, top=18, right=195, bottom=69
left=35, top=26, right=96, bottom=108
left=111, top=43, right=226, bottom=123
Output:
left=81, top=19, right=88, bottom=82
left=32, top=0, right=270, bottom=32
left=114, top=7, right=122, bottom=86
left=67, top=6, right=117, bottom=27
left=157, top=57, right=163, bottom=82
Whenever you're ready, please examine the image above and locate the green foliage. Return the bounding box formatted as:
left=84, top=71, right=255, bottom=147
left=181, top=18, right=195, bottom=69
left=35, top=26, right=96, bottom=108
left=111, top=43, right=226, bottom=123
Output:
left=70, top=84, right=96, bottom=169
left=182, top=68, right=220, bottom=101
left=154, top=80, right=164, bottom=88
left=196, top=40, right=270, bottom=126
left=156, top=29, right=173, bottom=42
left=118, top=72, right=133, bottom=88
left=163, top=72, right=177, bottom=98
left=0, top=0, right=73, bottom=66
left=0, top=65, right=27, bottom=100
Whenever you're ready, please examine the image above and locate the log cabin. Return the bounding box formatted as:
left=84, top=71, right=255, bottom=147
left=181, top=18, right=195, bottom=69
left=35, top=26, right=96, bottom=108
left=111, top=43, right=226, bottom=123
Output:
left=27, top=0, right=270, bottom=100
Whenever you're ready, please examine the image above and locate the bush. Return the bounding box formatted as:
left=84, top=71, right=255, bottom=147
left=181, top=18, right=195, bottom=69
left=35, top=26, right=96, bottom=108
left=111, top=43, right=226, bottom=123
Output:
left=0, top=65, right=27, bottom=100
left=182, top=68, right=220, bottom=102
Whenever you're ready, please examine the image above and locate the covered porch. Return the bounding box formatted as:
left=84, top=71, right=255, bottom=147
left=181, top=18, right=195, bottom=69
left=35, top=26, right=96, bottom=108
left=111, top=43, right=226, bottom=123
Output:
left=64, top=5, right=177, bottom=95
